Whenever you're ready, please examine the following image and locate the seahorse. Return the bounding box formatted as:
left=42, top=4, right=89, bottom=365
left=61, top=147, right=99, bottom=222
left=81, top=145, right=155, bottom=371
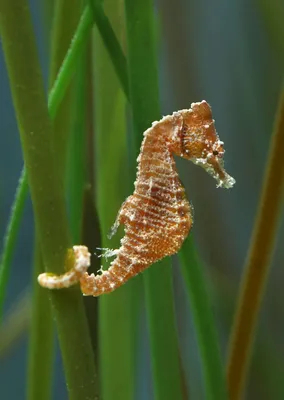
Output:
left=38, top=100, right=235, bottom=296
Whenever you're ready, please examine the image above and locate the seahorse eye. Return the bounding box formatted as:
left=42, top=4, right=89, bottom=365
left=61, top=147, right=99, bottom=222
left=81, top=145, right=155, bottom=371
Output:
left=213, top=150, right=219, bottom=156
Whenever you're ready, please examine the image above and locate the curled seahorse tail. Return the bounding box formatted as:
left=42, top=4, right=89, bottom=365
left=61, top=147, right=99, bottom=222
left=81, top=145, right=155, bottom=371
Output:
left=38, top=245, right=91, bottom=289
left=38, top=268, right=83, bottom=289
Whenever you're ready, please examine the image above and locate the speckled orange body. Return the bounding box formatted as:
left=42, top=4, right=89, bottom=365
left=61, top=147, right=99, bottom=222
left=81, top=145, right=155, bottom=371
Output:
left=38, top=101, right=235, bottom=296
left=81, top=117, right=191, bottom=295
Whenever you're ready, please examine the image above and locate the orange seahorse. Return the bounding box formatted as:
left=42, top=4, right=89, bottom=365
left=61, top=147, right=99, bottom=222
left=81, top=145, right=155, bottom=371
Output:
left=38, top=101, right=235, bottom=296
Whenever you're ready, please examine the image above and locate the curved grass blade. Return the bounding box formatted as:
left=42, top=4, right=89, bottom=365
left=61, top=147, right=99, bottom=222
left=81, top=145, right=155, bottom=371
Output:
left=27, top=2, right=82, bottom=399
left=92, top=3, right=141, bottom=396
left=88, top=0, right=129, bottom=99
left=227, top=86, right=284, bottom=400
left=27, top=242, right=53, bottom=400
left=179, top=237, right=227, bottom=400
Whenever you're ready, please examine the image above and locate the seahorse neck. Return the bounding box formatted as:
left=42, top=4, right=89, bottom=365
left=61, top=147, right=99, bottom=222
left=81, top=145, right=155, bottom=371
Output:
left=139, top=126, right=173, bottom=164
left=134, top=125, right=179, bottom=194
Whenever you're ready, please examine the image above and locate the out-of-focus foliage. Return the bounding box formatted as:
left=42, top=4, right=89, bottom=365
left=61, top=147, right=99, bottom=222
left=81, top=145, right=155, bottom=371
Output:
left=0, top=0, right=283, bottom=399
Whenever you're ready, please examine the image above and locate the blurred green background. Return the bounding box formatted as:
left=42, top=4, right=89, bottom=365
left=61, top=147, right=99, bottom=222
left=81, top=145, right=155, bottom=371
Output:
left=0, top=0, right=284, bottom=399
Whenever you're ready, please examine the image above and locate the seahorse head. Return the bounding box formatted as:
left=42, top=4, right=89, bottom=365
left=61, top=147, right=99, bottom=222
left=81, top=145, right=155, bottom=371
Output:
left=173, top=100, right=235, bottom=189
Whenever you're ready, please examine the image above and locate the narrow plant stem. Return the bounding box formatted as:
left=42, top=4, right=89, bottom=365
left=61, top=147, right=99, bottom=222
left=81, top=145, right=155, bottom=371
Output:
left=89, top=0, right=129, bottom=99
left=179, top=237, right=228, bottom=400
left=0, top=1, right=98, bottom=399
left=40, top=0, right=54, bottom=48
left=143, top=260, right=185, bottom=400
left=124, top=1, right=183, bottom=398
left=81, top=187, right=101, bottom=362
left=0, top=168, right=28, bottom=321
left=48, top=5, right=92, bottom=121
left=27, top=2, right=82, bottom=399
left=48, top=0, right=81, bottom=175
left=27, top=241, right=54, bottom=400
left=92, top=2, right=140, bottom=398
left=69, top=54, right=87, bottom=244
left=227, top=87, right=284, bottom=400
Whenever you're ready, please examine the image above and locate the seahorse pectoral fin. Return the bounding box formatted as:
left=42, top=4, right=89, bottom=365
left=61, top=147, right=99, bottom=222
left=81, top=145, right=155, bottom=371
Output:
left=107, top=208, right=122, bottom=239
left=95, top=247, right=119, bottom=259
left=108, top=219, right=120, bottom=239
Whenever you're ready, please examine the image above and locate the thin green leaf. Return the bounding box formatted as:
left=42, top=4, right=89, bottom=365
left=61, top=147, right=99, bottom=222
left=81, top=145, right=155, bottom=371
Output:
left=27, top=242, right=54, bottom=400
left=88, top=0, right=129, bottom=99
left=68, top=52, right=87, bottom=244
left=92, top=3, right=140, bottom=397
left=227, top=86, right=284, bottom=400
left=27, top=2, right=82, bottom=399
left=179, top=237, right=227, bottom=400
